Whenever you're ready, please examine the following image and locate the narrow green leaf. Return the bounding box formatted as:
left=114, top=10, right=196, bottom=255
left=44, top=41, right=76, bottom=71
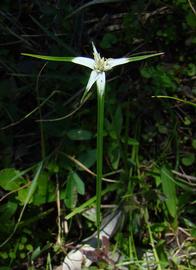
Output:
left=153, top=95, right=196, bottom=107
left=31, top=246, right=41, bottom=261
left=64, top=173, right=78, bottom=209
left=21, top=163, right=43, bottom=207
left=128, top=52, right=163, bottom=63
left=160, top=166, right=177, bottom=218
left=21, top=53, right=74, bottom=62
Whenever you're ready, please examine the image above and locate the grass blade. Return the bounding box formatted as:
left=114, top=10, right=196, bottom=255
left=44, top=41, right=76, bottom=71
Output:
left=21, top=53, right=74, bottom=62
left=161, top=166, right=177, bottom=218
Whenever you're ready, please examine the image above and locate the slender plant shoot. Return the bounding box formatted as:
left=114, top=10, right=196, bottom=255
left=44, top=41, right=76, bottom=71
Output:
left=21, top=44, right=163, bottom=244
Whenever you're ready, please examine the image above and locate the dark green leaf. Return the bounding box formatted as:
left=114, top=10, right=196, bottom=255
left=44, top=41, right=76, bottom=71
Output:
left=21, top=53, right=74, bottom=62
left=72, top=172, right=85, bottom=195
left=0, top=201, right=17, bottom=219
left=181, top=153, right=195, bottom=166
left=0, top=168, right=25, bottom=191
left=160, top=166, right=177, bottom=218
left=64, top=173, right=78, bottom=208
left=78, top=149, right=97, bottom=169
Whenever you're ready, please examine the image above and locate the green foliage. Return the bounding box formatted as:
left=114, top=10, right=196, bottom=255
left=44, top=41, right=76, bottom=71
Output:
left=0, top=168, right=26, bottom=191
left=160, top=166, right=177, bottom=218
left=64, top=171, right=85, bottom=208
left=78, top=149, right=97, bottom=169
left=32, top=172, right=56, bottom=205
left=181, top=153, right=195, bottom=167
left=140, top=65, right=177, bottom=94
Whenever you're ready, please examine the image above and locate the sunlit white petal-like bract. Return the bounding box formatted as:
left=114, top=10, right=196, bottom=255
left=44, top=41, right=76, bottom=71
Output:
left=107, top=58, right=130, bottom=68
left=86, top=70, right=99, bottom=92
left=72, top=57, right=95, bottom=69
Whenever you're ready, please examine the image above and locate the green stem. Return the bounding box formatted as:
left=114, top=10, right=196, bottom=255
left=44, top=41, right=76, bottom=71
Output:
left=96, top=92, right=105, bottom=245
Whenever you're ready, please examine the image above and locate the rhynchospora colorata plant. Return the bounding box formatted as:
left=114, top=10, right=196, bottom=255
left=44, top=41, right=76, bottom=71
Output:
left=22, top=43, right=163, bottom=243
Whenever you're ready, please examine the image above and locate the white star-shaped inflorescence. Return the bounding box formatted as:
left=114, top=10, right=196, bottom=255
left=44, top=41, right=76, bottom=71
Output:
left=72, top=42, right=131, bottom=96
left=22, top=43, right=163, bottom=98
